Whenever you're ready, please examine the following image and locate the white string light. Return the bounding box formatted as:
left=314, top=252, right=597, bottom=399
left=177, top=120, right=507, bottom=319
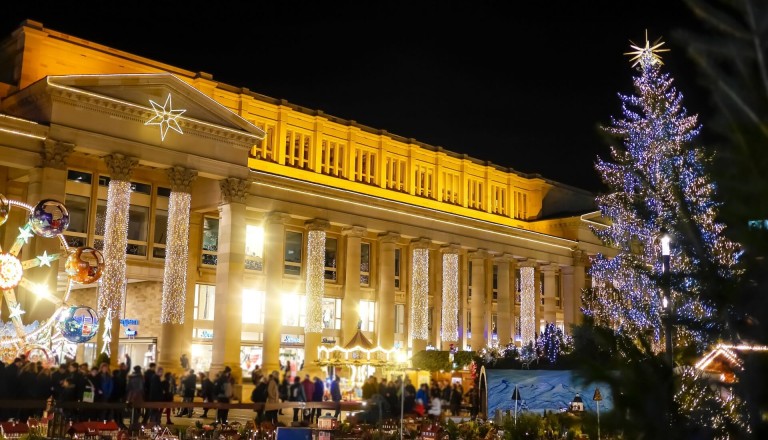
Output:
left=410, top=248, right=429, bottom=340
left=441, top=252, right=459, bottom=342
left=97, top=180, right=131, bottom=318
left=161, top=191, right=191, bottom=324
left=520, top=266, right=536, bottom=345
left=305, top=229, right=325, bottom=333
left=101, top=309, right=112, bottom=355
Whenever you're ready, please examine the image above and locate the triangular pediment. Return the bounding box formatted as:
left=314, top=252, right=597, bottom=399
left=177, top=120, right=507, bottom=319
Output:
left=46, top=73, right=265, bottom=138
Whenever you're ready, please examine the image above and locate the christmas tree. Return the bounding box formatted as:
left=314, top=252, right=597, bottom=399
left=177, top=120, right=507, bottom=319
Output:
left=585, top=33, right=739, bottom=355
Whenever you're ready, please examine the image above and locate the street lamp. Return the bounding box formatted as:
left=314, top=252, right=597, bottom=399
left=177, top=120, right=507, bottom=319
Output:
left=660, top=233, right=673, bottom=366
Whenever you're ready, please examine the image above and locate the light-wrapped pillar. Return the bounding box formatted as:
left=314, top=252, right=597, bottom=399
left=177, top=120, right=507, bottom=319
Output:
left=440, top=244, right=461, bottom=347
left=410, top=238, right=430, bottom=353
left=468, top=249, right=488, bottom=351
left=377, top=232, right=399, bottom=349
left=210, top=178, right=248, bottom=381
left=98, top=154, right=138, bottom=363
left=262, top=212, right=290, bottom=375
left=304, top=219, right=329, bottom=377
left=495, top=254, right=512, bottom=346
left=158, top=166, right=197, bottom=374
left=519, top=261, right=537, bottom=346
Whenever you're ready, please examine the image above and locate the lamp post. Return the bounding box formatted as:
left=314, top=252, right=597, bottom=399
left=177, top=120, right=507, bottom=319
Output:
left=660, top=233, right=673, bottom=366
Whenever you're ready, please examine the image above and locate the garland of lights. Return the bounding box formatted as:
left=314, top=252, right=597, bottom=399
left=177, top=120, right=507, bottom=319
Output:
left=305, top=228, right=326, bottom=333
left=160, top=191, right=191, bottom=324
left=97, top=180, right=131, bottom=318
left=520, top=266, right=536, bottom=345
left=410, top=247, right=429, bottom=340
left=441, top=252, right=459, bottom=342
left=100, top=309, right=112, bottom=356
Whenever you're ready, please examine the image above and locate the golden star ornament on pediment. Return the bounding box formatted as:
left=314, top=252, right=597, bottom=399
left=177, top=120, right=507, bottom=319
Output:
left=625, top=30, right=669, bottom=68
left=145, top=93, right=186, bottom=141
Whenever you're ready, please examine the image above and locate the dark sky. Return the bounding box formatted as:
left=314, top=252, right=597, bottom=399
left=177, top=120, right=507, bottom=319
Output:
left=1, top=1, right=708, bottom=193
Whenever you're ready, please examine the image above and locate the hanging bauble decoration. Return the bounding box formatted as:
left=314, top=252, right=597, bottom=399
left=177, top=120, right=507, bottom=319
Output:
left=58, top=306, right=99, bottom=343
left=65, top=247, right=105, bottom=284
left=0, top=194, right=9, bottom=227
left=0, top=252, right=23, bottom=290
left=28, top=199, right=69, bottom=238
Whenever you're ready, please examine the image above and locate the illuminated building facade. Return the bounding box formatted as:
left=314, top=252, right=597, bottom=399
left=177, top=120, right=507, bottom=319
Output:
left=0, top=20, right=610, bottom=380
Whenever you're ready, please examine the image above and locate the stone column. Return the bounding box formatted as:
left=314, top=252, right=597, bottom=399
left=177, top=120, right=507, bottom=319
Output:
left=262, top=212, right=290, bottom=375
left=542, top=264, right=558, bottom=326
left=24, top=140, right=73, bottom=321
left=377, top=232, right=399, bottom=349
left=341, top=226, right=366, bottom=344
left=98, top=153, right=138, bottom=367
left=158, top=167, right=198, bottom=375
left=468, top=249, right=488, bottom=351
left=410, top=238, right=431, bottom=353
left=494, top=254, right=512, bottom=346
left=210, top=178, right=248, bottom=381
left=304, top=219, right=330, bottom=377
left=440, top=244, right=461, bottom=350
left=519, top=260, right=537, bottom=347
left=566, top=250, right=588, bottom=329
left=182, top=212, right=203, bottom=364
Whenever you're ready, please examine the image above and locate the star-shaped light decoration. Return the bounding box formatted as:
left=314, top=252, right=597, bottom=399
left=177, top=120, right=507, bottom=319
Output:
left=625, top=30, right=669, bottom=69
left=17, top=226, right=33, bottom=244
left=36, top=251, right=53, bottom=267
left=8, top=303, right=25, bottom=320
left=145, top=94, right=186, bottom=141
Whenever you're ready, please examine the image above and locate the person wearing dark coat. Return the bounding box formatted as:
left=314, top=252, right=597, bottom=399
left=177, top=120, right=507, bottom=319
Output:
left=160, top=371, right=174, bottom=424
left=147, top=366, right=165, bottom=424
left=199, top=372, right=214, bottom=418
left=126, top=366, right=144, bottom=428
left=111, top=369, right=128, bottom=429
left=51, top=363, right=68, bottom=401
left=17, top=362, right=38, bottom=421
left=289, top=376, right=306, bottom=422
left=141, top=363, right=157, bottom=424
left=311, top=376, right=324, bottom=424
left=179, top=370, right=197, bottom=417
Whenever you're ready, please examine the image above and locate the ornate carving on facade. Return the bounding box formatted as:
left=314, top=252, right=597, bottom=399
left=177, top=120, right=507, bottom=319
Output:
left=572, top=249, right=590, bottom=267
left=493, top=252, right=514, bottom=263
left=342, top=225, right=366, bottom=237
left=306, top=219, right=331, bottom=231
left=468, top=248, right=490, bottom=260
left=42, top=139, right=74, bottom=169
left=219, top=177, right=249, bottom=204
left=166, top=166, right=198, bottom=193
left=103, top=153, right=139, bottom=181
left=378, top=231, right=401, bottom=244
left=517, top=258, right=538, bottom=268
left=265, top=211, right=292, bottom=225
left=411, top=237, right=431, bottom=249
left=441, top=243, right=462, bottom=254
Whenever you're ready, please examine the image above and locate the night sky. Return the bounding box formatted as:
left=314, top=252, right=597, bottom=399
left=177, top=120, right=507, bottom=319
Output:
left=1, top=1, right=708, bottom=193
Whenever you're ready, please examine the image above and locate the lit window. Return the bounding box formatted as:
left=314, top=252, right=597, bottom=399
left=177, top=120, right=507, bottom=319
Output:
left=127, top=205, right=149, bottom=256
left=67, top=170, right=92, bottom=184
left=394, top=248, right=402, bottom=290
left=201, top=217, right=219, bottom=266
left=359, top=300, right=375, bottom=332
left=360, top=242, right=371, bottom=286
left=282, top=293, right=306, bottom=327
left=194, top=284, right=216, bottom=320
left=242, top=289, right=265, bottom=324
left=395, top=304, right=405, bottom=334
left=492, top=264, right=498, bottom=301
left=284, top=231, right=303, bottom=276
left=153, top=208, right=168, bottom=259
left=324, top=238, right=337, bottom=281
left=63, top=194, right=89, bottom=248
left=322, top=298, right=341, bottom=329
left=245, top=225, right=264, bottom=271
left=556, top=273, right=562, bottom=308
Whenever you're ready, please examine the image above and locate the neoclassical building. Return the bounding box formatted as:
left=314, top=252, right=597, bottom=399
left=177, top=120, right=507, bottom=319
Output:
left=0, top=20, right=610, bottom=380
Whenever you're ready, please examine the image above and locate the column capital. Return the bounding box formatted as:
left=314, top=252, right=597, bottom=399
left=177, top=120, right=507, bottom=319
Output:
left=306, top=219, right=331, bottom=231
left=468, top=248, right=490, bottom=260
left=540, top=264, right=558, bottom=273
left=166, top=166, right=198, bottom=193
left=342, top=225, right=366, bottom=237
left=42, top=139, right=74, bottom=169
left=441, top=243, right=462, bottom=254
left=265, top=211, right=292, bottom=225
left=493, top=253, right=515, bottom=263
left=572, top=249, right=590, bottom=266
left=378, top=231, right=401, bottom=244
left=410, top=237, right=431, bottom=249
left=517, top=258, right=538, bottom=268
left=104, top=153, right=138, bottom=181
left=219, top=177, right=249, bottom=204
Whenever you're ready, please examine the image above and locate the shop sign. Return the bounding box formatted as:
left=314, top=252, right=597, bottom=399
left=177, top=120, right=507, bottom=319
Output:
left=120, top=319, right=139, bottom=326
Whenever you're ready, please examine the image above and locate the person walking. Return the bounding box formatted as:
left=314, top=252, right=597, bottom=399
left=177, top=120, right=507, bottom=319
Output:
left=160, top=371, right=175, bottom=425
left=300, top=374, right=314, bottom=423
left=289, top=376, right=306, bottom=423
left=179, top=369, right=197, bottom=417
left=250, top=377, right=268, bottom=424
left=311, top=376, right=324, bottom=424
left=199, top=372, right=214, bottom=418
left=265, top=370, right=280, bottom=425
left=215, top=367, right=233, bottom=424
left=330, top=376, right=342, bottom=418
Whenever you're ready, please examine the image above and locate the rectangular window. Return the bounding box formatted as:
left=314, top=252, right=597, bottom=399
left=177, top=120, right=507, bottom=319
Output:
left=468, top=261, right=472, bottom=301
left=67, top=170, right=92, bottom=185
left=385, top=156, right=406, bottom=191
left=194, top=284, right=216, bottom=320
left=394, top=248, right=401, bottom=290
left=284, top=231, right=303, bottom=276
left=467, top=178, right=484, bottom=210
left=127, top=205, right=149, bottom=256
left=492, top=184, right=507, bottom=215
left=492, top=314, right=498, bottom=338
left=441, top=171, right=460, bottom=204
left=492, top=264, right=498, bottom=301
left=130, top=182, right=152, bottom=195
left=64, top=194, right=89, bottom=248
left=352, top=147, right=377, bottom=184
left=514, top=316, right=522, bottom=340
left=556, top=273, right=562, bottom=308
left=153, top=208, right=168, bottom=259
left=321, top=139, right=345, bottom=177
left=201, top=217, right=219, bottom=266
left=284, top=130, right=312, bottom=170
left=324, top=237, right=338, bottom=281
left=395, top=304, right=405, bottom=334
left=540, top=272, right=545, bottom=305
left=282, top=293, right=306, bottom=327
left=413, top=165, right=434, bottom=198
left=242, top=289, right=265, bottom=324
left=359, top=300, right=375, bottom=332
left=93, top=199, right=107, bottom=252
left=322, top=297, right=342, bottom=329
left=245, top=225, right=264, bottom=271
left=157, top=187, right=171, bottom=198
left=360, top=242, right=371, bottom=286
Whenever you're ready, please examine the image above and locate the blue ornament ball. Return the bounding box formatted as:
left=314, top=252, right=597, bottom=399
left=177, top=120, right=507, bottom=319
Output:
left=29, top=199, right=69, bottom=238
left=58, top=306, right=100, bottom=343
